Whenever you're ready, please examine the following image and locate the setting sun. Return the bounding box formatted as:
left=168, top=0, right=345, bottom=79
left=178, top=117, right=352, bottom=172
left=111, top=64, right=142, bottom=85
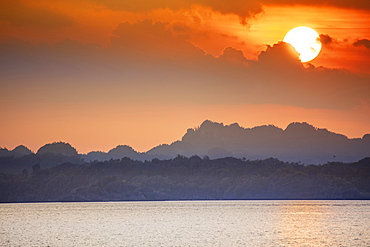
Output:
left=283, top=26, right=322, bottom=62
left=1, top=0, right=369, bottom=155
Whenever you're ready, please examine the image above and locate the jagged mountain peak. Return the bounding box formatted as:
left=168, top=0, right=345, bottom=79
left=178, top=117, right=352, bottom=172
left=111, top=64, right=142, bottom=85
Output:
left=228, top=122, right=240, bottom=128
left=198, top=120, right=246, bottom=131
left=199, top=120, right=225, bottom=130
left=285, top=122, right=316, bottom=132
left=198, top=120, right=282, bottom=133
left=250, top=124, right=283, bottom=135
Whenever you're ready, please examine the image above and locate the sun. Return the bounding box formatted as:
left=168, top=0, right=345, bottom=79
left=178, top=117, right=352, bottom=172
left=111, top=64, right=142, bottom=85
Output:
left=283, top=26, right=322, bottom=62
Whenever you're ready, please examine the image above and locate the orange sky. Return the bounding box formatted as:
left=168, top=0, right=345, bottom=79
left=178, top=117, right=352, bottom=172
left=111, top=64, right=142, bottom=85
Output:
left=1, top=0, right=369, bottom=153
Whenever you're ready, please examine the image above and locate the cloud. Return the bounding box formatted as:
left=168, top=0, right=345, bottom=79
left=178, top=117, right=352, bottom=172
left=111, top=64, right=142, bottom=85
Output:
left=218, top=46, right=251, bottom=65
left=255, top=42, right=302, bottom=72
left=198, top=0, right=263, bottom=24
left=2, top=0, right=365, bottom=34
left=94, top=0, right=263, bottom=24
left=1, top=20, right=369, bottom=111
left=353, top=39, right=370, bottom=49
left=111, top=20, right=206, bottom=60
left=261, top=0, right=370, bottom=10
left=319, top=34, right=335, bottom=47
left=93, top=0, right=370, bottom=24
left=93, top=0, right=188, bottom=12
left=0, top=1, right=74, bottom=28
left=93, top=0, right=370, bottom=13
left=109, top=21, right=369, bottom=109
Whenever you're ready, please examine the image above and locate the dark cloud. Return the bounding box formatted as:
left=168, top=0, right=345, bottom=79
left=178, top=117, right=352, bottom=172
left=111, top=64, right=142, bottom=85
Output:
left=256, top=42, right=302, bottom=71
left=93, top=0, right=370, bottom=25
left=93, top=0, right=187, bottom=12
left=1, top=20, right=369, bottom=111
left=93, top=0, right=263, bottom=24
left=353, top=39, right=370, bottom=49
left=250, top=43, right=370, bottom=109
left=94, top=0, right=370, bottom=12
left=171, top=23, right=192, bottom=33
left=111, top=20, right=205, bottom=60
left=0, top=1, right=74, bottom=28
left=218, top=47, right=251, bottom=65
left=319, top=34, right=335, bottom=47
left=111, top=21, right=370, bottom=109
left=199, top=0, right=263, bottom=25
left=261, top=0, right=370, bottom=10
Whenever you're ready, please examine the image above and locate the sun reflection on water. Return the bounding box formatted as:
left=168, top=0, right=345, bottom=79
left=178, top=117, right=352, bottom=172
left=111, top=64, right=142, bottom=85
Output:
left=274, top=201, right=347, bottom=246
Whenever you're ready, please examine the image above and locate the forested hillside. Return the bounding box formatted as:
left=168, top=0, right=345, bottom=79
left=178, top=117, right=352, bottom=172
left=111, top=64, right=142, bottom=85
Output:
left=1, top=156, right=369, bottom=202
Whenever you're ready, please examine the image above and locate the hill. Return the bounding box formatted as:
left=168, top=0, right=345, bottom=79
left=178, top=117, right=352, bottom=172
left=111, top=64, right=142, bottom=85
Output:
left=0, top=145, right=32, bottom=157
left=37, top=142, right=79, bottom=156
left=84, top=145, right=142, bottom=162
left=1, top=156, right=369, bottom=202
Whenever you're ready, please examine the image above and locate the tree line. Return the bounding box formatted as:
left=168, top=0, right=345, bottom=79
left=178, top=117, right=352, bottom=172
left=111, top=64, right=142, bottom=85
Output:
left=0, top=156, right=369, bottom=202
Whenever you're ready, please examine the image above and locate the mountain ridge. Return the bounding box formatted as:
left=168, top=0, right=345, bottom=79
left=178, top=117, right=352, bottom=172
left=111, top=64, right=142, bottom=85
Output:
left=145, top=120, right=369, bottom=164
left=1, top=120, right=369, bottom=166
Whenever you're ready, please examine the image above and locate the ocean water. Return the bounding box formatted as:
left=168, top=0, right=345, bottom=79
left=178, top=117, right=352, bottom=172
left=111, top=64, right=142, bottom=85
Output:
left=0, top=200, right=369, bottom=246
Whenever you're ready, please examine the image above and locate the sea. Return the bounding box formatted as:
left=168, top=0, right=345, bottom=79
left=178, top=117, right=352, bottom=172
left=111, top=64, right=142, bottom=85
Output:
left=0, top=200, right=369, bottom=246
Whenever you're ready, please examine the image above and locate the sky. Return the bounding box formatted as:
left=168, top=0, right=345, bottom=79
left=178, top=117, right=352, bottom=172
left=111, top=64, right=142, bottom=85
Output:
left=1, top=0, right=369, bottom=154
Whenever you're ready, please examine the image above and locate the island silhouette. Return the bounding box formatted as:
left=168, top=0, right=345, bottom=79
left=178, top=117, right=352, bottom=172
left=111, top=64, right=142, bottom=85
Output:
left=1, top=120, right=368, bottom=168
left=1, top=120, right=369, bottom=202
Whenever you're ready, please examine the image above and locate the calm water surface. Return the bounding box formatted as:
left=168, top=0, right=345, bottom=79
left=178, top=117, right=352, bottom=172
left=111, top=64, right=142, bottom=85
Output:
left=0, top=200, right=369, bottom=246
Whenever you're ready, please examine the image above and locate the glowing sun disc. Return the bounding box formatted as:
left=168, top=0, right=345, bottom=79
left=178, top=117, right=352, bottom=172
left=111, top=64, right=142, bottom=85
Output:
left=283, top=26, right=322, bottom=62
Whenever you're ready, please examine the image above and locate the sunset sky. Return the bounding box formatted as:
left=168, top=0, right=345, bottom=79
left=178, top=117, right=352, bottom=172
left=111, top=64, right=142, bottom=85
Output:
left=1, top=0, right=369, bottom=153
